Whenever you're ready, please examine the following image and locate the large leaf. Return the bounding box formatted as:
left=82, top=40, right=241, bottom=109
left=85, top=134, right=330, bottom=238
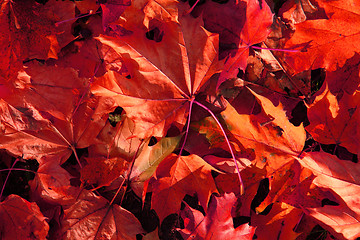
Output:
left=0, top=62, right=114, bottom=163
left=92, top=0, right=221, bottom=138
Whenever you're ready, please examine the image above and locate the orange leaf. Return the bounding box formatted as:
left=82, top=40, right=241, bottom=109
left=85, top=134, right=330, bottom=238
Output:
left=193, top=94, right=305, bottom=169
left=150, top=154, right=218, bottom=222
left=297, top=152, right=360, bottom=239
left=92, top=0, right=221, bottom=138
left=0, top=62, right=114, bottom=163
left=306, top=83, right=360, bottom=155
left=282, top=0, right=360, bottom=72
left=56, top=190, right=144, bottom=240
left=251, top=202, right=302, bottom=240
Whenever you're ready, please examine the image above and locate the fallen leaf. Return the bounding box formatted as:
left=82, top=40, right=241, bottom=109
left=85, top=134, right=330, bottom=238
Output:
left=251, top=202, right=303, bottom=240
left=29, top=158, right=80, bottom=206
left=281, top=0, right=360, bottom=72
left=193, top=93, right=305, bottom=169
left=179, top=193, right=256, bottom=239
left=56, top=190, right=144, bottom=240
left=150, top=154, right=218, bottom=222
left=130, top=135, right=181, bottom=198
left=297, top=151, right=360, bottom=239
left=306, top=83, right=360, bottom=155
left=0, top=194, right=49, bottom=240
left=92, top=0, right=221, bottom=138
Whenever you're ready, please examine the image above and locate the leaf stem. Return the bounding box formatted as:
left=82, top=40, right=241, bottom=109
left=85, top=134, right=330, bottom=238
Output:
left=184, top=0, right=201, bottom=15
left=0, top=168, right=37, bottom=174
left=55, top=10, right=101, bottom=27
left=193, top=100, right=244, bottom=194
left=71, top=146, right=83, bottom=169
left=251, top=45, right=300, bottom=53
left=179, top=97, right=195, bottom=156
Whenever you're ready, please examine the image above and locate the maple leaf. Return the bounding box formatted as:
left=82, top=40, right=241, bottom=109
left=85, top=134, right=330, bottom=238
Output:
left=80, top=156, right=129, bottom=188
left=0, top=194, right=49, bottom=240
left=149, top=153, right=218, bottom=222
left=179, top=193, right=256, bottom=239
left=306, top=83, right=360, bottom=155
left=324, top=53, right=360, bottom=96
left=297, top=152, right=360, bottom=239
left=29, top=158, right=80, bottom=206
left=0, top=62, right=114, bottom=164
left=251, top=202, right=303, bottom=240
left=92, top=0, right=221, bottom=138
left=0, top=0, right=76, bottom=82
left=56, top=190, right=144, bottom=240
left=193, top=89, right=306, bottom=169
left=281, top=0, right=360, bottom=73
left=199, top=0, right=273, bottom=87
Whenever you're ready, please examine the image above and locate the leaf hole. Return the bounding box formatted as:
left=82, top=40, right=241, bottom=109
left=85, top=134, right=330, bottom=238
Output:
left=148, top=137, right=158, bottom=146
left=321, top=198, right=339, bottom=207
left=108, top=107, right=124, bottom=127
left=146, top=27, right=164, bottom=42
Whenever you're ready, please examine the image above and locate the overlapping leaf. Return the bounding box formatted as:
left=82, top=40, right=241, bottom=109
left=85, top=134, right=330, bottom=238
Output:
left=150, top=154, right=218, bottom=222
left=0, top=62, right=114, bottom=163
left=0, top=194, right=49, bottom=240
left=92, top=0, right=221, bottom=138
left=281, top=0, right=360, bottom=73
left=193, top=89, right=306, bottom=169
left=306, top=83, right=360, bottom=155
left=179, top=193, right=256, bottom=239
left=56, top=191, right=144, bottom=240
left=297, top=152, right=360, bottom=239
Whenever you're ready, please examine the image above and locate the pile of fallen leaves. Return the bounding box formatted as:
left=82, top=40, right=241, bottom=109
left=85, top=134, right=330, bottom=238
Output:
left=1, top=0, right=360, bottom=239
